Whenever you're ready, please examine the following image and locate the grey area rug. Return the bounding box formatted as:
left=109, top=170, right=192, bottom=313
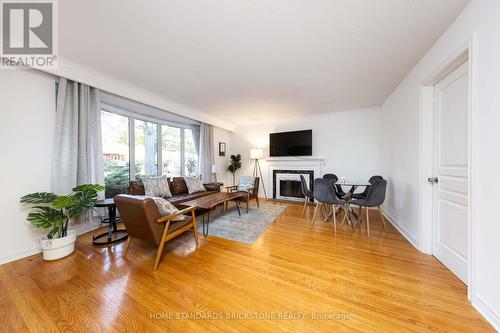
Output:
left=197, top=203, right=286, bottom=244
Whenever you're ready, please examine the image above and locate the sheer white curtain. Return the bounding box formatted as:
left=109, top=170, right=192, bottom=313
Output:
left=198, top=123, right=214, bottom=183
left=51, top=78, right=104, bottom=195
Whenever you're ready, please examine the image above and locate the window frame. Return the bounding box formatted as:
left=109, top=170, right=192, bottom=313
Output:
left=101, top=104, right=199, bottom=181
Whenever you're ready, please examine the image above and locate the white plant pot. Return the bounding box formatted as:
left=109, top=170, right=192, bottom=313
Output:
left=40, top=229, right=77, bottom=261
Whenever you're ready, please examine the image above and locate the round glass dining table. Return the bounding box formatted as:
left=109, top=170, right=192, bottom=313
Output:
left=325, top=180, right=372, bottom=227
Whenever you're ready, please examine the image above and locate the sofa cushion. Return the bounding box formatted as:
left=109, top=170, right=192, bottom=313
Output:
left=143, top=176, right=172, bottom=198
left=149, top=197, right=184, bottom=221
left=184, top=177, right=207, bottom=194
left=171, top=177, right=188, bottom=195
left=129, top=180, right=145, bottom=195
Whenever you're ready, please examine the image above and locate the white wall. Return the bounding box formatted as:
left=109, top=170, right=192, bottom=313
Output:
left=0, top=70, right=56, bottom=264
left=213, top=127, right=232, bottom=187
left=229, top=106, right=381, bottom=194
left=380, top=0, right=500, bottom=329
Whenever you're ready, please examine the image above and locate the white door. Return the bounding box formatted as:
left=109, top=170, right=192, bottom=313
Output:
left=432, top=61, right=469, bottom=284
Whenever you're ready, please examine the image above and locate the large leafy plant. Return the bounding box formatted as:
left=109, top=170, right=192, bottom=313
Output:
left=227, top=154, right=242, bottom=185
left=20, top=184, right=105, bottom=239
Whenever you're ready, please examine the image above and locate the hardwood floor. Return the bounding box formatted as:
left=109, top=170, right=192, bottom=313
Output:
left=0, top=201, right=494, bottom=332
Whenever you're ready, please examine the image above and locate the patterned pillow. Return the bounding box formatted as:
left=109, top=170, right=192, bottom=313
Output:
left=238, top=176, right=255, bottom=192
left=142, top=176, right=172, bottom=198
left=183, top=177, right=206, bottom=194
left=150, top=197, right=185, bottom=221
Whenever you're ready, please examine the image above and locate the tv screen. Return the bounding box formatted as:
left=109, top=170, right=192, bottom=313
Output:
left=270, top=130, right=312, bottom=157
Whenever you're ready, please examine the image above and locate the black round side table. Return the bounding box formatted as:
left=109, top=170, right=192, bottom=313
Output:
left=93, top=198, right=128, bottom=246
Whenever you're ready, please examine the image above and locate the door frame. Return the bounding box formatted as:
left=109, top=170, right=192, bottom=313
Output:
left=418, top=36, right=477, bottom=298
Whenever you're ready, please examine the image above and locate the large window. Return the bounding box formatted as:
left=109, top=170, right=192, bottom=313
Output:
left=161, top=125, right=181, bottom=177
left=184, top=128, right=198, bottom=177
left=101, top=109, right=199, bottom=197
left=101, top=111, right=130, bottom=198
left=134, top=119, right=158, bottom=179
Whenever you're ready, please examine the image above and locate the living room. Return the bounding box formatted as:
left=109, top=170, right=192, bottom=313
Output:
left=1, top=0, right=499, bottom=332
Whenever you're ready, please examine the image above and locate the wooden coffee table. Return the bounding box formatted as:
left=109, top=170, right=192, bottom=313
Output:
left=181, top=192, right=243, bottom=237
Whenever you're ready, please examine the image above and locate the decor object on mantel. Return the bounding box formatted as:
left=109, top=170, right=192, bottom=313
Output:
left=250, top=148, right=267, bottom=199
left=227, top=154, right=242, bottom=185
left=20, top=184, right=105, bottom=261
left=218, top=142, right=226, bottom=156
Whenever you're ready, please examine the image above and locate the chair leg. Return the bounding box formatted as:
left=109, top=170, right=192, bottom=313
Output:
left=311, top=203, right=319, bottom=226
left=302, top=199, right=308, bottom=217
left=256, top=195, right=260, bottom=208
left=332, top=204, right=337, bottom=234
left=246, top=200, right=249, bottom=214
left=378, top=206, right=387, bottom=231
left=122, top=237, right=132, bottom=258
left=192, top=211, right=199, bottom=247
left=366, top=207, right=370, bottom=238
left=153, top=223, right=170, bottom=271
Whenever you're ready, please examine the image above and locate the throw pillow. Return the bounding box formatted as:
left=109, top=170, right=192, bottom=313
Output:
left=238, top=176, right=255, bottom=192
left=150, top=197, right=185, bottom=221
left=183, top=177, right=206, bottom=194
left=142, top=175, right=172, bottom=198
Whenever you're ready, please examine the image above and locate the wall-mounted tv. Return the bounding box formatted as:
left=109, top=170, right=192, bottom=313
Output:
left=270, top=130, right=312, bottom=157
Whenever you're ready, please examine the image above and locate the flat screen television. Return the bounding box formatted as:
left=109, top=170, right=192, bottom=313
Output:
left=270, top=130, right=312, bottom=157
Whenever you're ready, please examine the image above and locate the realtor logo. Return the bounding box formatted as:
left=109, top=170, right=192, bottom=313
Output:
left=1, top=1, right=58, bottom=68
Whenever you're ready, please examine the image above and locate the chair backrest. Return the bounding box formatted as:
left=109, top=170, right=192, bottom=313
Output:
left=314, top=178, right=342, bottom=204
left=364, top=179, right=387, bottom=207
left=300, top=175, right=312, bottom=197
left=323, top=173, right=338, bottom=184
left=114, top=195, right=164, bottom=246
left=369, top=175, right=383, bottom=184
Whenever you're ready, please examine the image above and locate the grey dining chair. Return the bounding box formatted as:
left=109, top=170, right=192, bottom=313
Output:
left=351, top=179, right=387, bottom=238
left=300, top=175, right=314, bottom=217
left=311, top=178, right=348, bottom=233
left=352, top=175, right=384, bottom=200
left=323, top=173, right=351, bottom=198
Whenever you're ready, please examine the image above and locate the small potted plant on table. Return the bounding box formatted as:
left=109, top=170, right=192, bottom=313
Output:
left=20, top=184, right=105, bottom=261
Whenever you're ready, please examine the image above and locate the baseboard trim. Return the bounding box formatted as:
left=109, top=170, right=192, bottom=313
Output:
left=381, top=209, right=420, bottom=250
left=0, top=223, right=101, bottom=266
left=472, top=294, right=500, bottom=332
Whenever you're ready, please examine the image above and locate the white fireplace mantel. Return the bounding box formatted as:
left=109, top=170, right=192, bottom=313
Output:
left=266, top=158, right=324, bottom=200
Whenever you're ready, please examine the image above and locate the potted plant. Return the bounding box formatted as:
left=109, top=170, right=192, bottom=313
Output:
left=20, top=184, right=105, bottom=261
left=227, top=154, right=242, bottom=185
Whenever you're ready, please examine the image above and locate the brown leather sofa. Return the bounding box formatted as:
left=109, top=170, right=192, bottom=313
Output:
left=127, top=177, right=223, bottom=207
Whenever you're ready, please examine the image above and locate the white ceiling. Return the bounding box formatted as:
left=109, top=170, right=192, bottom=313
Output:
left=60, top=0, right=468, bottom=127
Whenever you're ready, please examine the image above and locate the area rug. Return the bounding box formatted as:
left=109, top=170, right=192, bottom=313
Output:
left=198, top=203, right=286, bottom=244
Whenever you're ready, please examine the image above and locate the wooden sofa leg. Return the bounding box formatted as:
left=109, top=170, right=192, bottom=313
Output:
left=256, top=196, right=260, bottom=208
left=122, top=237, right=132, bottom=258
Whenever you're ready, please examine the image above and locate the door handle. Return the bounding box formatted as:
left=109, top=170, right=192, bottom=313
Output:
left=428, top=177, right=439, bottom=184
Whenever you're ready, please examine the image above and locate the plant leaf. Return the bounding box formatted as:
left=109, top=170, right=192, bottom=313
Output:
left=52, top=195, right=77, bottom=209
left=26, top=206, right=64, bottom=230
left=20, top=192, right=57, bottom=204
left=67, top=190, right=98, bottom=218
left=72, top=184, right=105, bottom=193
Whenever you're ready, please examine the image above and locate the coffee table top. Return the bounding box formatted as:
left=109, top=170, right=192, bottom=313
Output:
left=181, top=192, right=242, bottom=210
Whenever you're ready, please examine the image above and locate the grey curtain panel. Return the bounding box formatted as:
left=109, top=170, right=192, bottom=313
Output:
left=51, top=78, right=104, bottom=195
left=199, top=123, right=214, bottom=183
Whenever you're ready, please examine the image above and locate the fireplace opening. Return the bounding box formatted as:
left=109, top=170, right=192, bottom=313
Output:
left=279, top=180, right=304, bottom=199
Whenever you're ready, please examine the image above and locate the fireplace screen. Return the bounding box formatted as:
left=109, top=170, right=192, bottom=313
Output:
left=279, top=180, right=304, bottom=199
